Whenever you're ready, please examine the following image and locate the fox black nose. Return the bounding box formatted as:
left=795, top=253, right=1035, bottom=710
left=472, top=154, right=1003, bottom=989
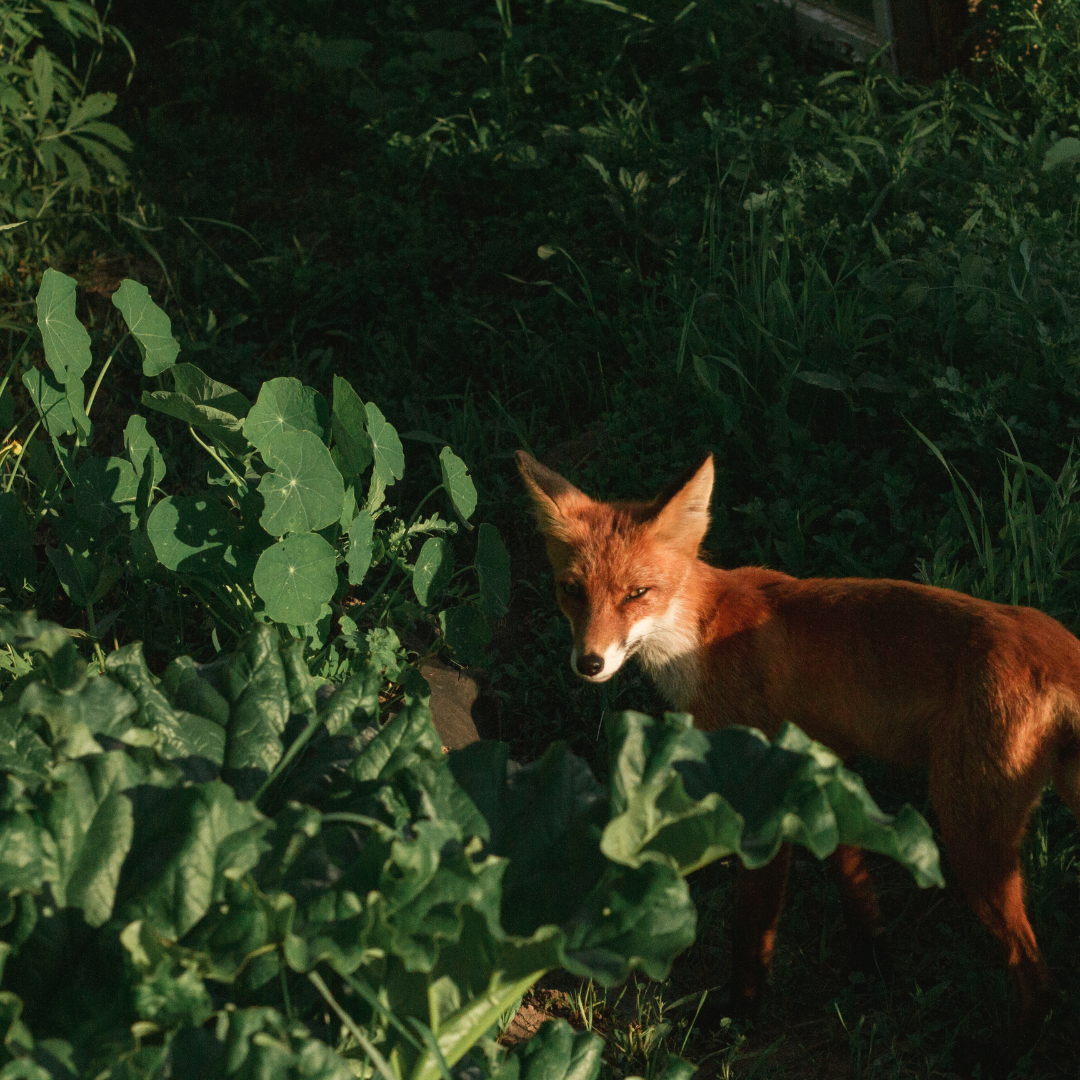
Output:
left=577, top=653, right=604, bottom=677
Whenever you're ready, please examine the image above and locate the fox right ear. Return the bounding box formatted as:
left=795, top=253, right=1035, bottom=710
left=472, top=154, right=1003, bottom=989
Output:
left=515, top=451, right=590, bottom=540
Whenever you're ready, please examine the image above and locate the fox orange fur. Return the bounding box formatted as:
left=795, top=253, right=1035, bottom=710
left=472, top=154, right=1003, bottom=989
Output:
left=517, top=449, right=1080, bottom=1046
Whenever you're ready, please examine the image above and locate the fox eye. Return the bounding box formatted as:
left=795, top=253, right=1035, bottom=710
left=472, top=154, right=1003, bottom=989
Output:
left=560, top=581, right=585, bottom=600
left=624, top=587, right=649, bottom=602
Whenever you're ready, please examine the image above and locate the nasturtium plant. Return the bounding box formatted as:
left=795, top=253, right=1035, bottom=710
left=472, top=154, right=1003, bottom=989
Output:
left=3, top=270, right=512, bottom=692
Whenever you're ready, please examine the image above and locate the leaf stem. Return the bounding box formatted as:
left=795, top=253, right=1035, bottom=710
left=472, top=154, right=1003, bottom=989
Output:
left=187, top=425, right=248, bottom=495
left=3, top=419, right=42, bottom=493
left=308, top=970, right=399, bottom=1080
left=85, top=330, right=130, bottom=417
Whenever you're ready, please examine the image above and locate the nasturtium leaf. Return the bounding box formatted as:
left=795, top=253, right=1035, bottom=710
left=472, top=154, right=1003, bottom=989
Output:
left=115, top=781, right=269, bottom=940
left=258, top=430, right=345, bottom=536
left=23, top=367, right=75, bottom=436
left=243, top=377, right=329, bottom=457
left=330, top=375, right=373, bottom=483
left=253, top=532, right=338, bottom=626
left=46, top=541, right=120, bottom=608
left=0, top=492, right=35, bottom=592
left=142, top=364, right=251, bottom=455
left=440, top=605, right=490, bottom=666
left=440, top=446, right=477, bottom=521
left=412, top=537, right=453, bottom=606
left=124, top=414, right=166, bottom=518
left=346, top=508, right=374, bottom=586
left=476, top=523, right=511, bottom=622
left=73, top=455, right=139, bottom=530
left=36, top=268, right=91, bottom=384
left=111, top=279, right=181, bottom=375
left=147, top=496, right=239, bottom=574
left=171, top=364, right=251, bottom=420
left=365, top=402, right=404, bottom=490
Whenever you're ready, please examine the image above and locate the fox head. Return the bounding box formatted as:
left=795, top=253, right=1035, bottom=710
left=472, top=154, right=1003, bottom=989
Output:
left=516, top=450, right=714, bottom=689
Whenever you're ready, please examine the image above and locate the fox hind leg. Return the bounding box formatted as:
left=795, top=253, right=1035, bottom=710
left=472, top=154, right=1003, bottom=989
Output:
left=929, top=767, right=1052, bottom=1047
left=728, top=844, right=793, bottom=1018
left=827, top=844, right=891, bottom=981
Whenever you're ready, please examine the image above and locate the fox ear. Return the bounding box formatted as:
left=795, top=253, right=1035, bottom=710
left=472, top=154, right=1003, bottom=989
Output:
left=515, top=451, right=590, bottom=540
left=649, top=453, right=714, bottom=553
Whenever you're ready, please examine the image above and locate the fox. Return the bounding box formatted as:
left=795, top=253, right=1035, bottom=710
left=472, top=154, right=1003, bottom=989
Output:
left=516, top=448, right=1080, bottom=1050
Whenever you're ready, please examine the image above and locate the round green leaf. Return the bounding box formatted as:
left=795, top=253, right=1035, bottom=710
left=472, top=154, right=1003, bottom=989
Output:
left=412, top=537, right=454, bottom=606
left=440, top=446, right=477, bottom=521
left=258, top=429, right=345, bottom=536
left=243, top=377, right=329, bottom=457
left=253, top=532, right=338, bottom=625
left=147, top=496, right=239, bottom=573
left=111, top=279, right=181, bottom=375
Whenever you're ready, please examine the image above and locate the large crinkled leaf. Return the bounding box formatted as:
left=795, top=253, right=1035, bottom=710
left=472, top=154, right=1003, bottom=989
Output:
left=147, top=495, right=239, bottom=575
left=243, top=377, right=329, bottom=457
left=475, top=524, right=510, bottom=623
left=36, top=269, right=91, bottom=385
left=115, top=780, right=270, bottom=939
left=0, top=810, right=49, bottom=896
left=253, top=533, right=338, bottom=626
left=104, top=643, right=226, bottom=765
left=600, top=712, right=944, bottom=887
left=330, top=375, right=373, bottom=485
left=111, top=280, right=181, bottom=376
left=166, top=1006, right=355, bottom=1080
left=496, top=1019, right=604, bottom=1080
left=257, top=429, right=344, bottom=536
left=216, top=626, right=290, bottom=779
left=19, top=671, right=138, bottom=756
left=440, top=446, right=477, bottom=521
left=40, top=752, right=146, bottom=926
left=365, top=402, right=404, bottom=491
left=0, top=713, right=50, bottom=791
left=161, top=656, right=231, bottom=728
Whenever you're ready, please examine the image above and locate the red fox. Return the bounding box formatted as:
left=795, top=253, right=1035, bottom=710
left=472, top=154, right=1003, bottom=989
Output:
left=516, top=449, right=1080, bottom=1046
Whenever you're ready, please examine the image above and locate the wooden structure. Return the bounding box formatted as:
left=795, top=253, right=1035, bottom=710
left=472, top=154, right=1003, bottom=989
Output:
left=781, top=0, right=972, bottom=81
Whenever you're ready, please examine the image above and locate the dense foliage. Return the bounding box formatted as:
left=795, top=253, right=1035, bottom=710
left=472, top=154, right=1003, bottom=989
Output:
left=0, top=613, right=936, bottom=1078
left=2, top=0, right=1080, bottom=1073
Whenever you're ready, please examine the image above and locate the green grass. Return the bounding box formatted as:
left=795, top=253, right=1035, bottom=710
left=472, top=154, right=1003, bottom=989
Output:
left=8, top=0, right=1080, bottom=1073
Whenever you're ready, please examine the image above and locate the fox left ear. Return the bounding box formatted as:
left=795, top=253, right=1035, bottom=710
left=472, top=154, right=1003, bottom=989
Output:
left=649, top=453, right=714, bottom=553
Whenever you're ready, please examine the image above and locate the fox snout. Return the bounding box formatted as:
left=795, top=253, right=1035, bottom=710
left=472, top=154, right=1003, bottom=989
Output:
left=570, top=636, right=628, bottom=682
